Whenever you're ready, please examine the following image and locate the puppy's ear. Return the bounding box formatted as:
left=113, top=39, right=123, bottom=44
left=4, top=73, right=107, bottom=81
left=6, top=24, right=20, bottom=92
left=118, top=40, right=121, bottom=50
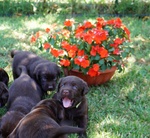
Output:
left=82, top=80, right=89, bottom=95
left=33, top=67, right=41, bottom=83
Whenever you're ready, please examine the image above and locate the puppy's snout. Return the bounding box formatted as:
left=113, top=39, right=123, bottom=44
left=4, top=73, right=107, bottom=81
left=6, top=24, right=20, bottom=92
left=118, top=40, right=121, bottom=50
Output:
left=48, top=85, right=54, bottom=89
left=62, top=90, right=70, bottom=96
left=47, top=85, right=55, bottom=91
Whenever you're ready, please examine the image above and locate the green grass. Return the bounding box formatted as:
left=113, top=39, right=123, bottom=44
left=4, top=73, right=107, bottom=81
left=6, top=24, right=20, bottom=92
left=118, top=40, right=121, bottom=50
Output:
left=0, top=14, right=150, bottom=138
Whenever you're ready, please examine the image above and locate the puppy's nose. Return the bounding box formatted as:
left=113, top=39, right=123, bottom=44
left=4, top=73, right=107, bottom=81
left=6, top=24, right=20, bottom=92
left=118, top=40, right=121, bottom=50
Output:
left=62, top=90, right=69, bottom=96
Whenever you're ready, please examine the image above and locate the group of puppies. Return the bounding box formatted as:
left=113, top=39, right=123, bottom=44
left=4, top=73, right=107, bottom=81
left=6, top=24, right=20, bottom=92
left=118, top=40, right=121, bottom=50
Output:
left=0, top=50, right=89, bottom=138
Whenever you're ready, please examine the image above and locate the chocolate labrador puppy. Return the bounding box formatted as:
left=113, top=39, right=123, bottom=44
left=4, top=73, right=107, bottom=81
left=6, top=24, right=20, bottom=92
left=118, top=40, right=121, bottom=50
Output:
left=0, top=68, right=9, bottom=108
left=0, top=68, right=9, bottom=86
left=53, top=76, right=89, bottom=138
left=11, top=50, right=61, bottom=93
left=8, top=99, right=85, bottom=138
left=0, top=66, right=43, bottom=138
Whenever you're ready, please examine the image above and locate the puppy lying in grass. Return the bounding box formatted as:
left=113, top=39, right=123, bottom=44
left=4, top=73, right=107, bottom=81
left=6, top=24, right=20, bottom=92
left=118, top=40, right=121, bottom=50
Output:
left=8, top=99, right=85, bottom=138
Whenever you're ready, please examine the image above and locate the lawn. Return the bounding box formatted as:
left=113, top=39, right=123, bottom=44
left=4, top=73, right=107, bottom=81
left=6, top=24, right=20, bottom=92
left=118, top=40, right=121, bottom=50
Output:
left=0, top=13, right=150, bottom=138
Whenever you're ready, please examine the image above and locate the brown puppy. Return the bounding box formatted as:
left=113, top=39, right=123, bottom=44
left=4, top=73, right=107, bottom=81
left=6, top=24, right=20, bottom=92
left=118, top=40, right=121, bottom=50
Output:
left=8, top=99, right=85, bottom=138
left=0, top=68, right=9, bottom=107
left=11, top=50, right=61, bottom=93
left=53, top=76, right=89, bottom=138
left=0, top=68, right=9, bottom=86
left=0, top=66, right=43, bottom=138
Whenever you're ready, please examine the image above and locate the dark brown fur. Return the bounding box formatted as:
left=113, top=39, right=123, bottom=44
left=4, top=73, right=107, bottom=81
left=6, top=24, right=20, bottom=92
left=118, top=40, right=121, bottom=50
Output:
left=53, top=76, right=89, bottom=138
left=11, top=50, right=61, bottom=93
left=0, top=68, right=9, bottom=108
left=0, top=68, right=9, bottom=87
left=8, top=99, right=85, bottom=138
left=0, top=66, right=43, bottom=138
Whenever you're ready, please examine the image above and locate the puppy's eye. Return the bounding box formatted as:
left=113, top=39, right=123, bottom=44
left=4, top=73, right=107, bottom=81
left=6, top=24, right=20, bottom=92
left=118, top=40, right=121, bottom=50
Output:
left=60, top=84, right=65, bottom=87
left=42, top=77, right=47, bottom=81
left=73, top=85, right=78, bottom=90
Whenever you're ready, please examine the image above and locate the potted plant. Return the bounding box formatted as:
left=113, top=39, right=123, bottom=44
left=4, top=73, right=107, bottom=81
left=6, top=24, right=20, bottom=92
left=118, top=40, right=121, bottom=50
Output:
left=30, top=17, right=132, bottom=86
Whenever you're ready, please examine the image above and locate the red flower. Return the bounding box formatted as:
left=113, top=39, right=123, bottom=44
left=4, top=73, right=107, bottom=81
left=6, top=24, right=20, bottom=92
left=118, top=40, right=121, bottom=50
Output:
left=87, top=64, right=100, bottom=77
left=43, top=43, right=51, bottom=50
left=93, top=29, right=108, bottom=44
left=45, top=28, right=50, bottom=33
left=60, top=59, right=70, bottom=67
left=114, top=38, right=123, bottom=45
left=96, top=17, right=106, bottom=29
left=30, top=35, right=36, bottom=43
left=61, top=41, right=71, bottom=51
left=124, top=26, right=130, bottom=39
left=75, top=25, right=85, bottom=38
left=93, top=64, right=99, bottom=71
left=77, top=50, right=85, bottom=56
left=74, top=56, right=90, bottom=68
left=82, top=33, right=93, bottom=44
left=83, top=21, right=93, bottom=28
left=113, top=48, right=120, bottom=55
left=64, top=19, right=74, bottom=27
left=50, top=48, right=64, bottom=57
left=97, top=47, right=108, bottom=58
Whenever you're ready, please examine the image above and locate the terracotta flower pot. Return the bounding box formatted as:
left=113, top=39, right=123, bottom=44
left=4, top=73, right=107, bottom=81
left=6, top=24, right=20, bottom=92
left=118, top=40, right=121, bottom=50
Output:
left=63, top=66, right=117, bottom=86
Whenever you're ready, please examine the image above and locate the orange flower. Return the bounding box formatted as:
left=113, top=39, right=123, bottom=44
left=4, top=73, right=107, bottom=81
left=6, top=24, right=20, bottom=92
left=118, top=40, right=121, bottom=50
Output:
left=87, top=67, right=100, bottom=77
left=68, top=50, right=76, bottom=58
left=113, top=48, right=120, bottom=55
left=59, top=59, right=70, bottom=67
left=97, top=47, right=108, bottom=58
left=64, top=19, right=74, bottom=27
left=114, top=18, right=122, bottom=28
left=114, top=38, right=123, bottom=45
left=124, top=26, right=130, bottom=39
left=77, top=50, right=84, bottom=56
left=90, top=46, right=97, bottom=56
left=43, top=43, right=51, bottom=50
left=75, top=25, right=85, bottom=38
left=96, top=17, right=106, bottom=29
left=61, top=41, right=71, bottom=51
left=50, top=48, right=64, bottom=57
left=82, top=33, right=93, bottom=44
left=93, top=64, right=99, bottom=71
left=45, top=28, right=50, bottom=33
left=83, top=21, right=93, bottom=28
left=74, top=56, right=90, bottom=68
left=93, top=29, right=108, bottom=44
left=30, top=35, right=36, bottom=43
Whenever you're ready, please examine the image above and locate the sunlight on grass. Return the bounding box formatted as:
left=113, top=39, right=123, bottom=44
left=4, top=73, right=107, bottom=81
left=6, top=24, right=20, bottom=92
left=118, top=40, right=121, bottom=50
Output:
left=0, top=25, right=11, bottom=30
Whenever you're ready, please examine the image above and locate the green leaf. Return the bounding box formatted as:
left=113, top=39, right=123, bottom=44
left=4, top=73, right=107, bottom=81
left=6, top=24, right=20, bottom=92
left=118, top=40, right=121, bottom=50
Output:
left=107, top=56, right=114, bottom=61
left=50, top=38, right=55, bottom=46
left=101, top=64, right=107, bottom=71
left=108, top=47, right=114, bottom=52
left=94, top=55, right=100, bottom=60
left=99, top=59, right=104, bottom=65
left=72, top=64, right=80, bottom=70
left=121, top=52, right=128, bottom=58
